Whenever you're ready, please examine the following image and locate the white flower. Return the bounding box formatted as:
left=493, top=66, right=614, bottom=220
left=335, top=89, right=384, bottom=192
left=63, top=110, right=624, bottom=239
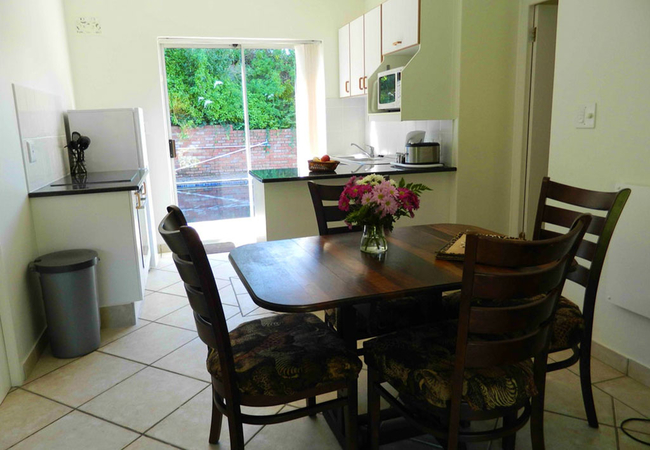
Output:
left=357, top=174, right=385, bottom=186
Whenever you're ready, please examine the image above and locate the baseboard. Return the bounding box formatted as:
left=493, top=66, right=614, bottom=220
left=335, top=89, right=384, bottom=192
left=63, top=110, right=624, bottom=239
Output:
left=592, top=340, right=650, bottom=388
left=21, top=329, right=48, bottom=384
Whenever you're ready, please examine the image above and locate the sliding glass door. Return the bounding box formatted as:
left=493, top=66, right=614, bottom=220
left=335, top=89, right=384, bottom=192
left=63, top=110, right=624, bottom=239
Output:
left=162, top=45, right=297, bottom=225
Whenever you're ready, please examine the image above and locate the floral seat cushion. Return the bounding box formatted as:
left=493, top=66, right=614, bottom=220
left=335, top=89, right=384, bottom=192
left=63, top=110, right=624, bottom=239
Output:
left=325, top=294, right=433, bottom=337
left=363, top=321, right=537, bottom=412
left=439, top=291, right=585, bottom=352
left=207, top=313, right=362, bottom=398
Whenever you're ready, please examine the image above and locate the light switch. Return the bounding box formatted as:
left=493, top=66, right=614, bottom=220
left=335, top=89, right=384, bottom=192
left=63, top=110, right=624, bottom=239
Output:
left=26, top=140, right=37, bottom=163
left=575, top=103, right=597, bottom=129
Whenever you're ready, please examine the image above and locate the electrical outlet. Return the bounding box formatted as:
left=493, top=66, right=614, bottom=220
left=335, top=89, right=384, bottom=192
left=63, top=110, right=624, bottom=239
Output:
left=575, top=103, right=597, bottom=129
left=25, top=140, right=37, bottom=163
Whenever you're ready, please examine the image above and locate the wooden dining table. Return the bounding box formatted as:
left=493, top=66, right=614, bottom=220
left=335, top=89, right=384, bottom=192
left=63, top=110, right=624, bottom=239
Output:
left=228, top=223, right=492, bottom=448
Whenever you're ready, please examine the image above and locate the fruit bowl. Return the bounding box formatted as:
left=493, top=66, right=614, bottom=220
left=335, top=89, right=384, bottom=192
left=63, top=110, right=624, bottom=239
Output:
left=308, top=159, right=340, bottom=172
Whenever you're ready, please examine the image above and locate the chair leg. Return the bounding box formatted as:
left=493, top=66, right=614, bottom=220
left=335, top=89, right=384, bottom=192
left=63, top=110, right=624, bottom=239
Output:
left=531, top=394, right=545, bottom=450
left=346, top=378, right=359, bottom=450
left=307, top=396, right=317, bottom=417
left=367, top=369, right=381, bottom=450
left=227, top=404, right=246, bottom=450
left=209, top=392, right=224, bottom=444
left=579, top=349, right=599, bottom=428
left=502, top=412, right=517, bottom=450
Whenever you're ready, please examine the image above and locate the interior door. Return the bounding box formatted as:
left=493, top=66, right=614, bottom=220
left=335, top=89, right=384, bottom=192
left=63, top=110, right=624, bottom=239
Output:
left=523, top=3, right=558, bottom=238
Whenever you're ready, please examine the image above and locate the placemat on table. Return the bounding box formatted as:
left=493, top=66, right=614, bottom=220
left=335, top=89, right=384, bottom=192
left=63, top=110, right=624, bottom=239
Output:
left=436, top=231, right=519, bottom=261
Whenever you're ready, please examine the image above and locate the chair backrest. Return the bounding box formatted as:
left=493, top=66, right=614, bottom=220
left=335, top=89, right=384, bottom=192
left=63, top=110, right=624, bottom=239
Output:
left=455, top=213, right=591, bottom=372
left=532, top=177, right=630, bottom=333
left=158, top=205, right=238, bottom=397
left=308, top=182, right=362, bottom=235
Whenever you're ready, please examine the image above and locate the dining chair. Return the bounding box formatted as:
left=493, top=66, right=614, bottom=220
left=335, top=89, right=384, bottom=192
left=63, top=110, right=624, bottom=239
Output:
left=158, top=205, right=362, bottom=449
left=364, top=214, right=591, bottom=450
left=307, top=181, right=433, bottom=339
left=532, top=177, right=631, bottom=428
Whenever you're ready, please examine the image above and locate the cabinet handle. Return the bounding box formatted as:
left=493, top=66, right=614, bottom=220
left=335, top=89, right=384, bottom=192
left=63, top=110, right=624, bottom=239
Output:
left=135, top=192, right=142, bottom=209
left=345, top=80, right=350, bottom=93
left=358, top=77, right=363, bottom=90
left=393, top=40, right=403, bottom=46
left=363, top=76, right=368, bottom=90
left=141, top=181, right=146, bottom=195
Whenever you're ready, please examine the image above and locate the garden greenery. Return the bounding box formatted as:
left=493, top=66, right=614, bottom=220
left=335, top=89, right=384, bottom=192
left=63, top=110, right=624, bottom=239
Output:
left=164, top=48, right=296, bottom=132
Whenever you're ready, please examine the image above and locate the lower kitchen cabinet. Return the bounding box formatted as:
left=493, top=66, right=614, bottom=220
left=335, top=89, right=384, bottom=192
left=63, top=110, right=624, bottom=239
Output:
left=30, top=188, right=150, bottom=327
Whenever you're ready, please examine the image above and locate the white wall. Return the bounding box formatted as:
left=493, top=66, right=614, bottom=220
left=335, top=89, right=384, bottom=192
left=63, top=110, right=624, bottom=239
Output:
left=548, top=0, right=650, bottom=367
left=0, top=0, right=76, bottom=384
left=61, top=0, right=366, bottom=230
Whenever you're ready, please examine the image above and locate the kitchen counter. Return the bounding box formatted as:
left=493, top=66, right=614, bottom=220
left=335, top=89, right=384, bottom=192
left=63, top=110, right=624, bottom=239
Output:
left=250, top=162, right=456, bottom=183
left=251, top=162, right=457, bottom=241
left=28, top=169, right=147, bottom=198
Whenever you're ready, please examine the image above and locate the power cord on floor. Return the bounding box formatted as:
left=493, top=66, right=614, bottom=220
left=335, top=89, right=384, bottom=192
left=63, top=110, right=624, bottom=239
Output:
left=620, top=418, right=650, bottom=446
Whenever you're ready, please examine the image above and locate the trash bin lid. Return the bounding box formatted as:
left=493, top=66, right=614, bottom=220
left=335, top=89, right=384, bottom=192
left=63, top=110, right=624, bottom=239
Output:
left=33, top=250, right=99, bottom=274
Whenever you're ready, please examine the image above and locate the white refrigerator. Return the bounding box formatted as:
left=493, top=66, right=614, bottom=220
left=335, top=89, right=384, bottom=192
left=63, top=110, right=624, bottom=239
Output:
left=67, top=107, right=158, bottom=268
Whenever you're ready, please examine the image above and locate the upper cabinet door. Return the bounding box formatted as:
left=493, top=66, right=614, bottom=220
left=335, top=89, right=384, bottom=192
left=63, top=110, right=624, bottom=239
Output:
left=349, top=16, right=365, bottom=96
left=382, top=0, right=419, bottom=56
left=364, top=5, right=382, bottom=93
left=339, top=24, right=351, bottom=98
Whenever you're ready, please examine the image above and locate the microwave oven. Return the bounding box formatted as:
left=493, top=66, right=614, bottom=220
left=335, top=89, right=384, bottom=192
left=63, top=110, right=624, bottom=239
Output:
left=377, top=67, right=403, bottom=111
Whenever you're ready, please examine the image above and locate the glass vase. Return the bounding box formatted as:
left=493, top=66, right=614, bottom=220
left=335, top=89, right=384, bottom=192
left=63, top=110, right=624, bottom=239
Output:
left=360, top=225, right=388, bottom=254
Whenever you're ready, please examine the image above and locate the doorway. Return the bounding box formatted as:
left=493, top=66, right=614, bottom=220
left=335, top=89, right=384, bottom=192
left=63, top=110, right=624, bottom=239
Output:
left=160, top=43, right=298, bottom=243
left=510, top=1, right=558, bottom=237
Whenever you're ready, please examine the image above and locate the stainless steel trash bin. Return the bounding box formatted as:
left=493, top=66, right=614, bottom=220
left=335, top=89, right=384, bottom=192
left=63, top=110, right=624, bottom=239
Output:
left=32, top=250, right=100, bottom=358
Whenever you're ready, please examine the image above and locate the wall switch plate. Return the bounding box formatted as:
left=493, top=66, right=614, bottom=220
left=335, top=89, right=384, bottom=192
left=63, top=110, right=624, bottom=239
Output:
left=26, top=140, right=37, bottom=163
left=575, top=103, right=597, bottom=128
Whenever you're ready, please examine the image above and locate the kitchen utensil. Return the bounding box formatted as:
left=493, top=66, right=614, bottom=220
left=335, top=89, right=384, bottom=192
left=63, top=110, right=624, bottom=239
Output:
left=404, top=142, right=440, bottom=164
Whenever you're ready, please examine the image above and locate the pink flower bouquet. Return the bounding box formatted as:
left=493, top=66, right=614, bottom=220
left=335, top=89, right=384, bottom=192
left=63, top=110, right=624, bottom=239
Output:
left=338, top=174, right=430, bottom=231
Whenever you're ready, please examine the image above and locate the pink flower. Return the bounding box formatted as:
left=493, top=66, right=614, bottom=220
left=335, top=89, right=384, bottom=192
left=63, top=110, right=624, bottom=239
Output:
left=377, top=196, right=399, bottom=217
left=361, top=192, right=373, bottom=205
left=338, top=195, right=350, bottom=212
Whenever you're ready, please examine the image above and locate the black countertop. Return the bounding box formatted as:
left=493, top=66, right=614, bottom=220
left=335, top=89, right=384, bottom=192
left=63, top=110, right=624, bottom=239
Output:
left=29, top=169, right=147, bottom=198
left=250, top=162, right=457, bottom=183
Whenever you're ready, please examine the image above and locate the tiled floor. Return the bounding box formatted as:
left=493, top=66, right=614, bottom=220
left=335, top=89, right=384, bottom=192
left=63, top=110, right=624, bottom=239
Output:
left=2, top=252, right=650, bottom=449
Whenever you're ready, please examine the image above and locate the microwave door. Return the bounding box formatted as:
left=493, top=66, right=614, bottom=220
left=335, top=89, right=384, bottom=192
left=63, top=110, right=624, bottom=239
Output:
left=379, top=74, right=396, bottom=107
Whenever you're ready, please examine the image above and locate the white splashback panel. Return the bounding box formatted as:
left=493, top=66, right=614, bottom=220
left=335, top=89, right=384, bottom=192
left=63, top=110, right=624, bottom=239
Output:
left=12, top=85, right=69, bottom=192
left=605, top=183, right=650, bottom=319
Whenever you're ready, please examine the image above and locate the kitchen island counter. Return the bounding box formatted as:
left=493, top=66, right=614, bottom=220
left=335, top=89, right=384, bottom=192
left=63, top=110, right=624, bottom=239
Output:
left=28, top=169, right=147, bottom=198
left=251, top=163, right=457, bottom=241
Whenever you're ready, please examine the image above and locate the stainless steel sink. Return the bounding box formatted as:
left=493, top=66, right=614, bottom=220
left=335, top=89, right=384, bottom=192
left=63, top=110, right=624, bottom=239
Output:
left=332, top=154, right=392, bottom=165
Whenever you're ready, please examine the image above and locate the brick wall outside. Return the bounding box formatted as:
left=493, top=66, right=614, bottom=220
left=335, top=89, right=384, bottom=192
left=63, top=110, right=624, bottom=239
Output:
left=172, top=125, right=297, bottom=181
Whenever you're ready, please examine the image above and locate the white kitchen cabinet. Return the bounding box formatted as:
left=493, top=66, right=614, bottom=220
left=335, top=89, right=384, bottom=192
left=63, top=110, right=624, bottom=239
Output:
left=382, top=0, right=420, bottom=56
left=350, top=16, right=365, bottom=96
left=338, top=24, right=351, bottom=97
left=364, top=6, right=382, bottom=86
left=340, top=6, right=382, bottom=98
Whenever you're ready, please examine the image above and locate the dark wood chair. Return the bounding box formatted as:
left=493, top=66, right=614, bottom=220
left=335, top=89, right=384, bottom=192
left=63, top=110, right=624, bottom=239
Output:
left=307, top=181, right=434, bottom=339
left=364, top=214, right=591, bottom=450
left=533, top=177, right=631, bottom=428
left=158, top=205, right=362, bottom=449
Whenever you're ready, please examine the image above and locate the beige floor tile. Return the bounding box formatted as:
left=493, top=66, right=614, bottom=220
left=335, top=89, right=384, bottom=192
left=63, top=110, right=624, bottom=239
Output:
left=100, top=322, right=196, bottom=364
left=237, top=292, right=259, bottom=316
left=0, top=389, right=72, bottom=450
left=100, top=320, right=151, bottom=348
left=157, top=304, right=239, bottom=331
left=146, top=269, right=182, bottom=291
left=156, top=253, right=175, bottom=269
left=219, top=284, right=239, bottom=307
left=629, top=360, right=650, bottom=389
left=619, top=429, right=650, bottom=449
left=24, top=345, right=78, bottom=384
left=24, top=352, right=145, bottom=408
left=231, top=277, right=247, bottom=295
left=597, top=377, right=650, bottom=418
left=123, top=436, right=177, bottom=449
left=208, top=252, right=230, bottom=262
left=11, top=411, right=138, bottom=450
left=152, top=337, right=211, bottom=382
left=615, top=399, right=650, bottom=433
left=80, top=367, right=207, bottom=433
left=146, top=386, right=282, bottom=449
left=140, top=291, right=188, bottom=321
left=566, top=357, right=626, bottom=384
left=245, top=407, right=340, bottom=450
left=513, top=411, right=617, bottom=449
left=544, top=369, right=615, bottom=425
left=158, top=281, right=187, bottom=297
left=210, top=261, right=239, bottom=280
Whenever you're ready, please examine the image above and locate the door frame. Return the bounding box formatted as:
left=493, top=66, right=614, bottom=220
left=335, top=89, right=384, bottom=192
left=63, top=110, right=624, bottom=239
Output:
left=508, top=0, right=558, bottom=236
left=156, top=37, right=318, bottom=211
left=0, top=245, right=19, bottom=399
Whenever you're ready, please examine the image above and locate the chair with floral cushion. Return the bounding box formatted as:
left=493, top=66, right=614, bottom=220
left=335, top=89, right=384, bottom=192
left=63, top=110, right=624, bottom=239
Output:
left=532, top=177, right=630, bottom=428
left=365, top=214, right=591, bottom=450
left=307, top=181, right=434, bottom=340
left=158, top=205, right=362, bottom=450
